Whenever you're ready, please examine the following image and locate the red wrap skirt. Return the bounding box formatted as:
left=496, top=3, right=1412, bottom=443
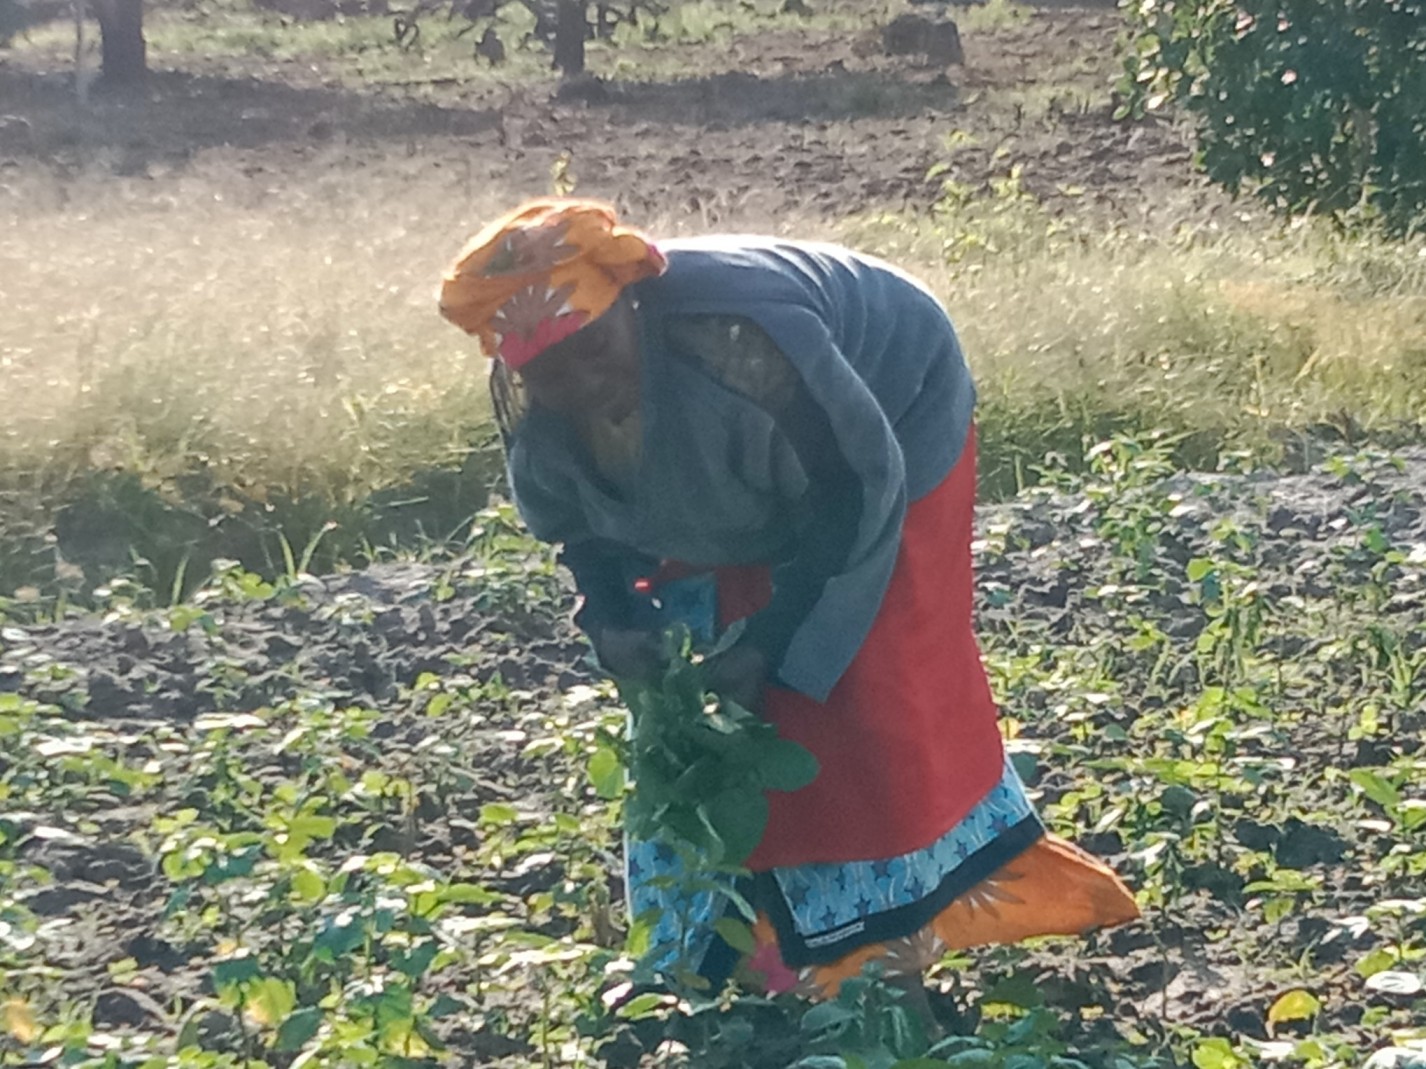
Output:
left=714, top=428, right=1004, bottom=871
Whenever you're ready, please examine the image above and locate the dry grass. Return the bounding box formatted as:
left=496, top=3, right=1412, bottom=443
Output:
left=0, top=152, right=497, bottom=504
left=846, top=199, right=1426, bottom=487
left=4, top=148, right=1426, bottom=594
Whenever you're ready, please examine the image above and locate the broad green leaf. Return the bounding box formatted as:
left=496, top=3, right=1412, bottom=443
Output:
left=616, top=992, right=674, bottom=1020
left=713, top=916, right=757, bottom=955
left=245, top=977, right=297, bottom=1028
left=161, top=885, right=192, bottom=920
left=1193, top=1038, right=1244, bottom=1069
left=202, top=845, right=262, bottom=885
left=1266, top=988, right=1320, bottom=1025
left=313, top=914, right=365, bottom=959
left=391, top=940, right=439, bottom=980
left=800, top=999, right=860, bottom=1034
left=1186, top=558, right=1215, bottom=581
left=1355, top=948, right=1396, bottom=978
left=290, top=865, right=326, bottom=904
left=479, top=803, right=518, bottom=827
left=439, top=882, right=502, bottom=906
left=625, top=912, right=656, bottom=958
left=287, top=814, right=338, bottom=842
left=428, top=994, right=465, bottom=1019
left=982, top=970, right=1045, bottom=1010
left=588, top=746, right=626, bottom=800
left=702, top=789, right=768, bottom=867
left=212, top=955, right=262, bottom=993
left=754, top=739, right=820, bottom=792
left=371, top=982, right=415, bottom=1033
left=885, top=1001, right=929, bottom=1059
left=275, top=1006, right=322, bottom=1052
left=941, top=1053, right=996, bottom=1069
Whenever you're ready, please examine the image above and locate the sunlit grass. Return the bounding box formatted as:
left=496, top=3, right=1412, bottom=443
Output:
left=4, top=145, right=1426, bottom=593
left=953, top=0, right=1033, bottom=35
left=0, top=155, right=495, bottom=503
left=845, top=196, right=1426, bottom=489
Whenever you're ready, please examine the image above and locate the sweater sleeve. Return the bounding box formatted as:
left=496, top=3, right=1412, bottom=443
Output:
left=737, top=385, right=863, bottom=678
left=669, top=310, right=907, bottom=702
left=753, top=307, right=908, bottom=702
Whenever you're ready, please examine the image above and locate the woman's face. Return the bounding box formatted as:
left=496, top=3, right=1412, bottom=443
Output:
left=517, top=297, right=641, bottom=422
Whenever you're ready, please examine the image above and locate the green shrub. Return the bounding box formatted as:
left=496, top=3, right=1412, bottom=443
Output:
left=1120, top=0, right=1426, bottom=234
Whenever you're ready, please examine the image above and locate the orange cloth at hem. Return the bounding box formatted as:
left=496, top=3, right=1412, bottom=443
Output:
left=744, top=834, right=1141, bottom=999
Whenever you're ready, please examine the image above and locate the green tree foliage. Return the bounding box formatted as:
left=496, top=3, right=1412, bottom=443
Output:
left=1120, top=0, right=1426, bottom=234
left=398, top=0, right=668, bottom=76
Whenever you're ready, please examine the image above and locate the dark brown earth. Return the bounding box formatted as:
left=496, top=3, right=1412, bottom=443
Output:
left=4, top=454, right=1425, bottom=1065
left=1, top=0, right=1206, bottom=226
left=3, top=5, right=1422, bottom=1066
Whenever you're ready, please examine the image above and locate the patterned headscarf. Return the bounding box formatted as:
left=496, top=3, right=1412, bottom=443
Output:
left=438, top=198, right=667, bottom=369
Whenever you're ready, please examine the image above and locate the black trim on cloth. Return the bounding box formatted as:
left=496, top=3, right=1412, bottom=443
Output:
left=755, top=816, right=1045, bottom=969
left=695, top=876, right=759, bottom=991
left=489, top=357, right=528, bottom=445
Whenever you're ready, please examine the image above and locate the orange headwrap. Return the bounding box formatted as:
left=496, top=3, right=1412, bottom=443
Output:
left=438, top=197, right=667, bottom=369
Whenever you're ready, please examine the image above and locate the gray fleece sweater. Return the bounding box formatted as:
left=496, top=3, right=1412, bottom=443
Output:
left=504, top=236, right=976, bottom=702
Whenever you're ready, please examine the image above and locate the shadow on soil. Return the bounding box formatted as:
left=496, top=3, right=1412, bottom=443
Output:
left=588, top=67, right=958, bottom=126
left=0, top=64, right=502, bottom=161
left=0, top=59, right=962, bottom=162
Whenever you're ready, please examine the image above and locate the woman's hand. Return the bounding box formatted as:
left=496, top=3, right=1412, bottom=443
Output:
left=592, top=627, right=666, bottom=682
left=706, top=643, right=769, bottom=714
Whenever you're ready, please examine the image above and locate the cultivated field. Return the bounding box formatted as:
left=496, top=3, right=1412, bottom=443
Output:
left=1, top=1, right=1424, bottom=1066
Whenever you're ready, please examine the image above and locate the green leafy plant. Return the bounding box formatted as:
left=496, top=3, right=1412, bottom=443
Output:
left=610, top=631, right=819, bottom=869
left=1119, top=0, right=1426, bottom=233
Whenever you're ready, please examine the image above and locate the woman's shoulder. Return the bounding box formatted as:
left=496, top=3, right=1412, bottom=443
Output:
left=656, top=235, right=866, bottom=278
left=649, top=236, right=934, bottom=315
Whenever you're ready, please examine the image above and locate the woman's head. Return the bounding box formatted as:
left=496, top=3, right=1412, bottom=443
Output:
left=438, top=198, right=663, bottom=371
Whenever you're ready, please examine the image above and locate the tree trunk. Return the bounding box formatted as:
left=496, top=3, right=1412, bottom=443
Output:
left=553, top=0, right=585, bottom=77
left=92, top=0, right=146, bottom=84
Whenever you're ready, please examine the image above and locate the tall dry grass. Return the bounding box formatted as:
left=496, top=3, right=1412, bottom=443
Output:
left=4, top=149, right=1426, bottom=596
left=847, top=197, right=1426, bottom=488
left=0, top=153, right=501, bottom=504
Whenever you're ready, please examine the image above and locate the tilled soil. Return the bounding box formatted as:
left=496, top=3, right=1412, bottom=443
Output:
left=4, top=453, right=1425, bottom=1064
left=1, top=2, right=1207, bottom=225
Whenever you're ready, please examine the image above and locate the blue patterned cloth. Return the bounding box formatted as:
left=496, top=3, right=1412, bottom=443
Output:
left=627, top=755, right=1038, bottom=976
left=626, top=835, right=729, bottom=976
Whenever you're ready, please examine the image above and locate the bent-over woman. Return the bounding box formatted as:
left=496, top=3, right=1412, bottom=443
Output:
left=438, top=198, right=1139, bottom=997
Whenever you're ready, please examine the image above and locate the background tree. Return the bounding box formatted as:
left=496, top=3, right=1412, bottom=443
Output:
left=552, top=0, right=584, bottom=74
left=1120, top=0, right=1426, bottom=234
left=0, top=0, right=30, bottom=44
left=0, top=0, right=145, bottom=88
left=90, top=0, right=146, bottom=83
left=401, top=0, right=671, bottom=77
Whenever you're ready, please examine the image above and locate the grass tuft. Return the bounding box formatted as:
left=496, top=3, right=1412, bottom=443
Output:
left=4, top=155, right=1426, bottom=596
left=844, top=196, right=1426, bottom=492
